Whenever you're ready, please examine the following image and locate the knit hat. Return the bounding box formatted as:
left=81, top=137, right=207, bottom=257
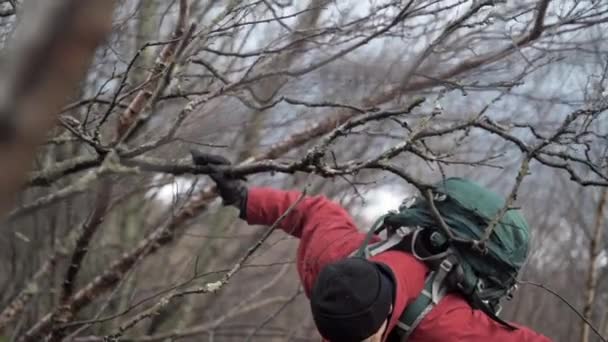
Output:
left=310, top=257, right=395, bottom=341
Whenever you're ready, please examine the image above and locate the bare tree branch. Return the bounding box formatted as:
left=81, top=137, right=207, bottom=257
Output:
left=581, top=189, right=608, bottom=342
left=0, top=252, right=65, bottom=332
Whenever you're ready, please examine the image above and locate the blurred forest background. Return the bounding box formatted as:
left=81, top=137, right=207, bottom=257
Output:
left=0, top=0, right=607, bottom=341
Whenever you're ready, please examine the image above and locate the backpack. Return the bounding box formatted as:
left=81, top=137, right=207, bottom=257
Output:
left=353, top=177, right=530, bottom=340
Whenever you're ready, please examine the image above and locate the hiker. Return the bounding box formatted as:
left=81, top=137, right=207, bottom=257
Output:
left=191, top=150, right=552, bottom=342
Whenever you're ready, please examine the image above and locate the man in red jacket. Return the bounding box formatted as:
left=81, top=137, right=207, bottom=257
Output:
left=191, top=151, right=552, bottom=342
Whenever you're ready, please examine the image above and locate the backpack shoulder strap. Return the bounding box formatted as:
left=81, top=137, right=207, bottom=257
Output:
left=352, top=214, right=390, bottom=258
left=395, top=255, right=458, bottom=341
left=366, top=226, right=416, bottom=257
left=351, top=212, right=415, bottom=258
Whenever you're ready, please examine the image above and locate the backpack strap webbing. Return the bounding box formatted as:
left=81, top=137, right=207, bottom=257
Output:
left=470, top=291, right=518, bottom=330
left=396, top=255, right=457, bottom=341
left=353, top=214, right=390, bottom=258
left=361, top=226, right=416, bottom=258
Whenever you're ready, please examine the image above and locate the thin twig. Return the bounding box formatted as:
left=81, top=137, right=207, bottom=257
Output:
left=104, top=188, right=308, bottom=339
left=519, top=280, right=607, bottom=342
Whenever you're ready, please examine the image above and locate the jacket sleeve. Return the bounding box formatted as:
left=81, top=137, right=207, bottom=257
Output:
left=244, top=186, right=376, bottom=296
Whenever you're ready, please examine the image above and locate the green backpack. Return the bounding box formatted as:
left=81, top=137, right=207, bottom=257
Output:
left=354, top=177, right=530, bottom=340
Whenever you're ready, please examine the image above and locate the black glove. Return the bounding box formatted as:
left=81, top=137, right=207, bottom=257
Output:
left=190, top=150, right=248, bottom=218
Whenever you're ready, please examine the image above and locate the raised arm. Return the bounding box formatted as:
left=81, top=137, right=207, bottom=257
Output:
left=245, top=186, right=371, bottom=294
left=245, top=187, right=354, bottom=238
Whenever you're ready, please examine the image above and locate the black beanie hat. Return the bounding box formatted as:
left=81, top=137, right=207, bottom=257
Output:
left=310, top=257, right=395, bottom=342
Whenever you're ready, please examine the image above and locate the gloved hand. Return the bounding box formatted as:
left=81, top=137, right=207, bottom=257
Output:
left=190, top=150, right=248, bottom=218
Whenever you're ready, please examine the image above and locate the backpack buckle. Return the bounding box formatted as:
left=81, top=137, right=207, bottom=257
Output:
left=476, top=279, right=486, bottom=292
left=505, top=284, right=518, bottom=300
left=440, top=258, right=454, bottom=273
left=433, top=192, right=447, bottom=201
left=495, top=303, right=503, bottom=316
left=396, top=226, right=412, bottom=238
left=399, top=196, right=418, bottom=210
left=430, top=258, right=455, bottom=304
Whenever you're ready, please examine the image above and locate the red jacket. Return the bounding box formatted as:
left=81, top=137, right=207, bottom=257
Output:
left=245, top=187, right=552, bottom=342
